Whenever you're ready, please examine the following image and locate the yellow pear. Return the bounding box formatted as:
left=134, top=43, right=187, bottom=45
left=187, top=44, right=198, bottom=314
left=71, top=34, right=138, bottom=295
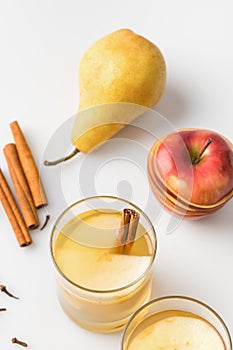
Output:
left=45, top=29, right=166, bottom=165
left=78, top=29, right=166, bottom=110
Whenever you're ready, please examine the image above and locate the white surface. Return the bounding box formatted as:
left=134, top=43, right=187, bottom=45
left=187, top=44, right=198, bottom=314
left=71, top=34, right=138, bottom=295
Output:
left=0, top=1, right=233, bottom=349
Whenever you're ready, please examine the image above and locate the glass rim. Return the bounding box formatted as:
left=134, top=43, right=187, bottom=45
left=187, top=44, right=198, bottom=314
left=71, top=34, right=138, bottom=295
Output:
left=50, top=195, right=157, bottom=294
left=121, top=295, right=232, bottom=349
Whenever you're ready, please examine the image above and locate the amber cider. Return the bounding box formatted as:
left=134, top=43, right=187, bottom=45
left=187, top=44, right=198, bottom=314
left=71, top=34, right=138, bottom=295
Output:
left=53, top=208, right=155, bottom=332
left=124, top=310, right=226, bottom=350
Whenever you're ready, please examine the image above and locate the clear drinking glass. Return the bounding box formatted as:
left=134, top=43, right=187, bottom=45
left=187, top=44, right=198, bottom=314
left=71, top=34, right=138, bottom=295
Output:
left=50, top=196, right=157, bottom=333
left=122, top=295, right=232, bottom=349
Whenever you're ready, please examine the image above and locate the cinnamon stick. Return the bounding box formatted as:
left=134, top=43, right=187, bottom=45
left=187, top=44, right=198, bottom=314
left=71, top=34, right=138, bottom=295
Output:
left=126, top=210, right=140, bottom=245
left=117, top=209, right=131, bottom=246
left=0, top=169, right=32, bottom=247
left=10, top=121, right=48, bottom=209
left=4, top=144, right=39, bottom=229
left=115, top=208, right=140, bottom=253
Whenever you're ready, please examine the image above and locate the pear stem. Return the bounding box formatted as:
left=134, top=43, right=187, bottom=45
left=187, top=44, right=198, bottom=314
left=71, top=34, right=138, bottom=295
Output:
left=44, top=148, right=80, bottom=166
left=192, top=138, right=212, bottom=165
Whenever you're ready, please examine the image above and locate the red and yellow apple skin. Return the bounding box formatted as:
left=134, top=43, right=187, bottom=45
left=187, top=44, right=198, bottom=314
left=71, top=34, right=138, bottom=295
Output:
left=148, top=128, right=233, bottom=219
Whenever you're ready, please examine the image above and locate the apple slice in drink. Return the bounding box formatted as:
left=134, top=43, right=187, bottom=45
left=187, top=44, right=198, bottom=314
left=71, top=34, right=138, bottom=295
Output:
left=128, top=314, right=226, bottom=350
left=56, top=247, right=151, bottom=290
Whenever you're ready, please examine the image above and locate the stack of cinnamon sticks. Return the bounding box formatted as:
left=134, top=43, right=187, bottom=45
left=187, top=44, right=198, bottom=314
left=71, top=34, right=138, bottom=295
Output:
left=0, top=121, right=48, bottom=247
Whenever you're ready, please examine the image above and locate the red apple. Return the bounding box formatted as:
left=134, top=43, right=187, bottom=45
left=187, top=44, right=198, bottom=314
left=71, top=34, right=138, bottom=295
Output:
left=148, top=128, right=233, bottom=218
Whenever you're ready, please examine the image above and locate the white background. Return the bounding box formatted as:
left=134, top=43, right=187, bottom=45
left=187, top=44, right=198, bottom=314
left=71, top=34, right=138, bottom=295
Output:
left=0, top=1, right=233, bottom=349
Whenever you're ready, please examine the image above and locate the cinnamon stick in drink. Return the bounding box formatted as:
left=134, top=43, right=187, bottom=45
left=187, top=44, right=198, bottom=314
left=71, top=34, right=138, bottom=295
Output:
left=115, top=208, right=140, bottom=254
left=10, top=121, right=48, bottom=208
left=126, top=210, right=140, bottom=245
left=4, top=144, right=39, bottom=229
left=117, top=209, right=131, bottom=246
left=0, top=169, right=32, bottom=247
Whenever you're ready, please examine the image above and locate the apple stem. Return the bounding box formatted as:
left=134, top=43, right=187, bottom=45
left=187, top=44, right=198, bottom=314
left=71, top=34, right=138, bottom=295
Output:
left=192, top=138, right=212, bottom=165
left=44, top=148, right=80, bottom=166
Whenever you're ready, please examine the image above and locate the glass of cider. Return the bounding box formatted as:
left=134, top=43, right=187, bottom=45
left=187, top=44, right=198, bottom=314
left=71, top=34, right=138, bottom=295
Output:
left=50, top=196, right=157, bottom=333
left=122, top=296, right=232, bottom=350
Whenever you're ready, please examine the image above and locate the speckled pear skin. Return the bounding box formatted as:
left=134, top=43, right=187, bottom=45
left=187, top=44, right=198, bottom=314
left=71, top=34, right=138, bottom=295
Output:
left=72, top=29, right=166, bottom=153
left=78, top=29, right=166, bottom=110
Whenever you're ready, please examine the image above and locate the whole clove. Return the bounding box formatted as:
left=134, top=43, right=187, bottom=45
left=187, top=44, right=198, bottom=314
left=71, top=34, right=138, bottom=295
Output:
left=0, top=285, right=19, bottom=299
left=40, top=214, right=50, bottom=231
left=11, top=338, right=28, bottom=347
